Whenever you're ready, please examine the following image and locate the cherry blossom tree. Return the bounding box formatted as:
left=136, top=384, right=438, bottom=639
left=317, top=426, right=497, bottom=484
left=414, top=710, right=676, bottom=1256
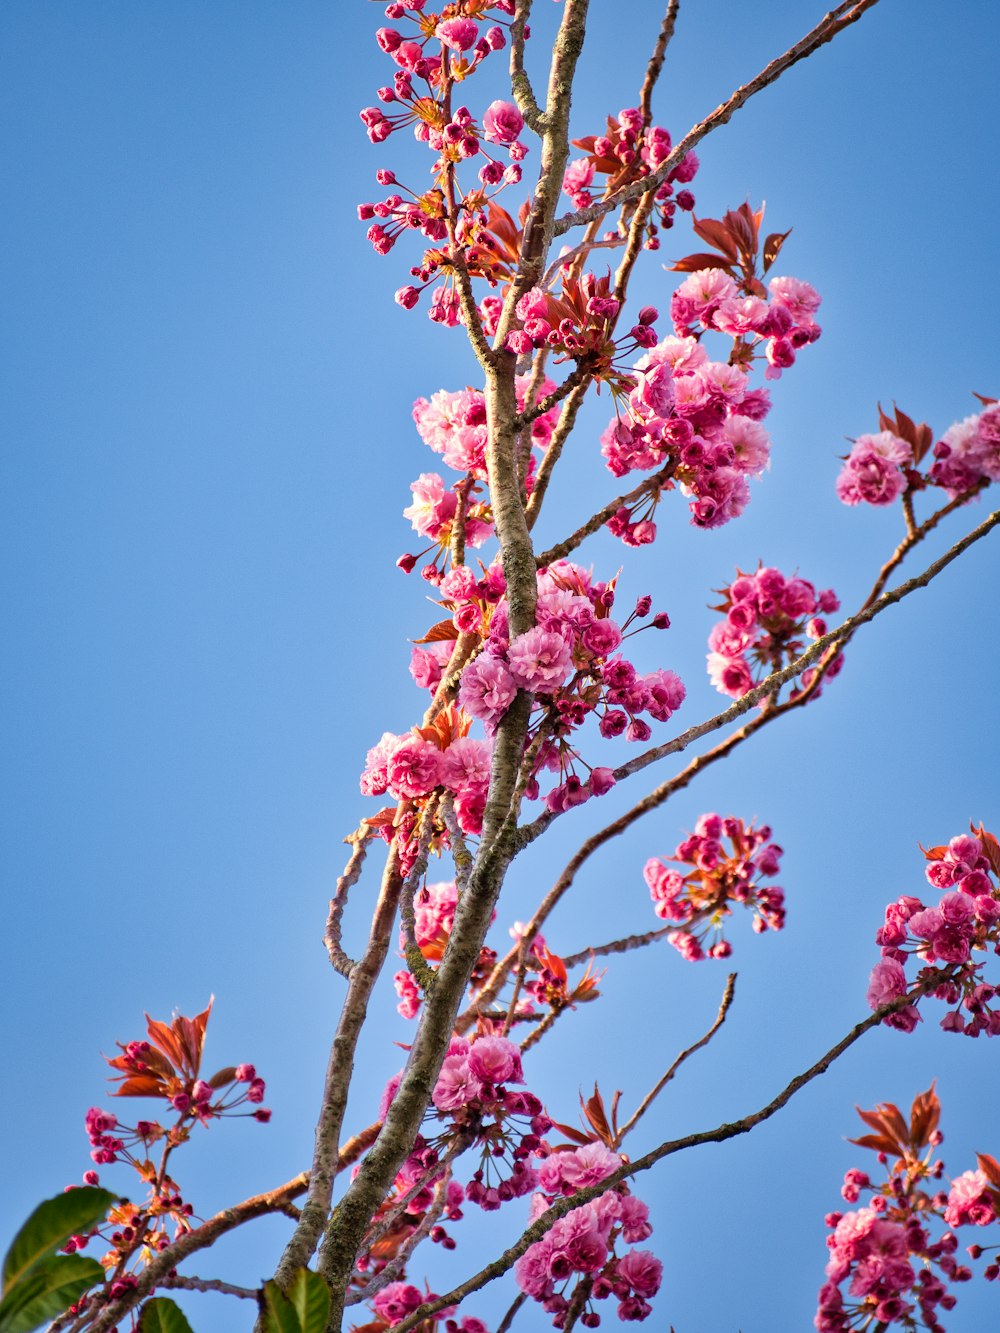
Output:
left=4, top=3, right=999, bottom=1333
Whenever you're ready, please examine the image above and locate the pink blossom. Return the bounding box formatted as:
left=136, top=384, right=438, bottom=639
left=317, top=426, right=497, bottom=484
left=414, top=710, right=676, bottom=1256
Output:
left=386, top=734, right=442, bottom=798
left=482, top=100, right=524, bottom=145
left=372, top=1282, right=424, bottom=1326
left=459, top=651, right=517, bottom=728
left=432, top=1052, right=483, bottom=1111
left=435, top=17, right=479, bottom=50
left=467, top=1035, right=523, bottom=1085
left=507, top=626, right=574, bottom=693
left=866, top=957, right=908, bottom=1010
left=945, top=1170, right=996, bottom=1227
left=616, top=1249, right=663, bottom=1298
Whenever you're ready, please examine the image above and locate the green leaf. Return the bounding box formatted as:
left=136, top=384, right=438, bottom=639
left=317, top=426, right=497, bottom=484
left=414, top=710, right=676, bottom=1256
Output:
left=261, top=1270, right=330, bottom=1333
left=0, top=1254, right=103, bottom=1333
left=137, top=1297, right=196, bottom=1333
left=2, top=1188, right=115, bottom=1293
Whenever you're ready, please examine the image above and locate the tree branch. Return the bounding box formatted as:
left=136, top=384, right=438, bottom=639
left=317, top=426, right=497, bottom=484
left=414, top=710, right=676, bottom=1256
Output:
left=639, top=1, right=681, bottom=128
left=392, top=978, right=950, bottom=1331
left=553, top=1, right=882, bottom=237
left=617, top=972, right=736, bottom=1142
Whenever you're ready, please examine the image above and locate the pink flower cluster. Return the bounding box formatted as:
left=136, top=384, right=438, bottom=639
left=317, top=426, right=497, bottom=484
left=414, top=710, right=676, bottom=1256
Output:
left=371, top=1280, right=489, bottom=1332
left=454, top=562, right=683, bottom=810
left=643, top=813, right=784, bottom=961
left=816, top=1085, right=1000, bottom=1331
left=504, top=278, right=658, bottom=363
left=412, top=376, right=561, bottom=478
left=868, top=829, right=1000, bottom=1036
left=515, top=1140, right=662, bottom=1325
left=706, top=564, right=841, bottom=703
left=381, top=1033, right=551, bottom=1214
left=600, top=334, right=774, bottom=535
left=930, top=402, right=1000, bottom=495
left=836, top=429, right=914, bottom=507
left=358, top=2, right=539, bottom=318
left=562, top=107, right=699, bottom=242
left=836, top=397, right=999, bottom=508
left=361, top=722, right=492, bottom=837
left=671, top=270, right=821, bottom=381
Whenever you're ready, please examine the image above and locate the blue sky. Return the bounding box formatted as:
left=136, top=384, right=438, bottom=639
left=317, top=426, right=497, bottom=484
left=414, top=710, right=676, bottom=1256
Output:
left=2, top=2, right=999, bottom=1329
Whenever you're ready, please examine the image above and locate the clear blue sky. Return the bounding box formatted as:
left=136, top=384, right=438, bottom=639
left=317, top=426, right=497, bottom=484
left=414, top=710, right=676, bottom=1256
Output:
left=2, top=2, right=999, bottom=1329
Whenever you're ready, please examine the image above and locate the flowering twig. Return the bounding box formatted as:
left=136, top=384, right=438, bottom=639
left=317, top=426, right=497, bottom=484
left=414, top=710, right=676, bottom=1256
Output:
left=535, top=459, right=676, bottom=568
left=553, top=0, right=881, bottom=237
left=391, top=978, right=949, bottom=1332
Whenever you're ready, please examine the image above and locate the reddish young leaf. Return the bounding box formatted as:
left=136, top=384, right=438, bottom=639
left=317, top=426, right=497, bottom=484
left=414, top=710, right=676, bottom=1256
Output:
left=691, top=216, right=740, bottom=262
left=908, top=1082, right=940, bottom=1150
left=977, top=1153, right=1000, bottom=1189
left=762, top=228, right=792, bottom=274
left=848, top=1131, right=907, bottom=1156
left=919, top=843, right=948, bottom=861
left=668, top=253, right=737, bottom=275
left=413, top=619, right=460, bottom=645
left=974, top=822, right=1000, bottom=879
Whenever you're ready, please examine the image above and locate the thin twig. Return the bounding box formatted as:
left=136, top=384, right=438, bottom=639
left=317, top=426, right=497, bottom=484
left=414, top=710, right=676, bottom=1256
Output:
left=519, top=1005, right=561, bottom=1054
left=617, top=973, right=736, bottom=1142
left=400, top=804, right=440, bottom=994
left=524, top=380, right=591, bottom=530
left=161, top=1274, right=258, bottom=1301
left=495, top=1291, right=528, bottom=1333
left=535, top=460, right=675, bottom=568
left=639, top=1, right=681, bottom=127
left=325, top=828, right=375, bottom=977
left=563, top=925, right=671, bottom=967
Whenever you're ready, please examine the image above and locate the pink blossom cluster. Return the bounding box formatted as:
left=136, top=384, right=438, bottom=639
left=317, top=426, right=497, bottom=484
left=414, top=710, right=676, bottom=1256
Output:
left=837, top=399, right=1000, bottom=507
left=671, top=270, right=822, bottom=381
left=371, top=1279, right=489, bottom=1332
left=412, top=377, right=560, bottom=477
left=515, top=1139, right=662, bottom=1325
left=929, top=401, right=1000, bottom=496
left=562, top=107, right=699, bottom=243
left=815, top=1085, right=1000, bottom=1331
left=454, top=561, right=683, bottom=810
left=706, top=563, right=841, bottom=703
left=868, top=829, right=1000, bottom=1036
left=643, top=813, right=784, bottom=961
left=380, top=1033, right=551, bottom=1215
left=358, top=2, right=539, bottom=319
left=360, top=719, right=492, bottom=837
left=393, top=881, right=498, bottom=1020
left=600, top=334, right=775, bottom=535
left=503, top=277, right=659, bottom=363
left=818, top=1207, right=966, bottom=1330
